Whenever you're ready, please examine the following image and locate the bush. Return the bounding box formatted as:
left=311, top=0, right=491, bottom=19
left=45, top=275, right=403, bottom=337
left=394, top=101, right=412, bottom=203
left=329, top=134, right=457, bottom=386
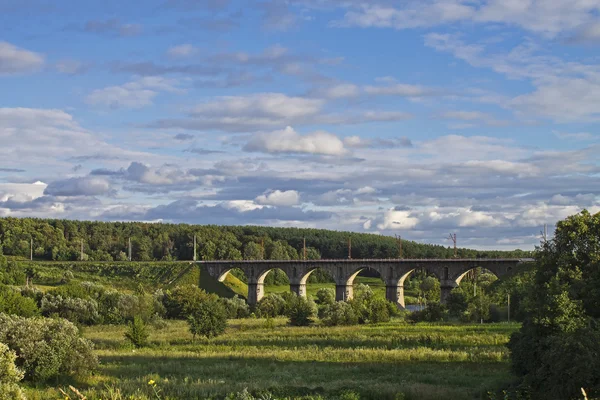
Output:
left=0, top=285, right=39, bottom=317
left=321, top=301, right=358, bottom=326
left=257, top=294, right=287, bottom=318
left=288, top=295, right=317, bottom=326
left=0, top=261, right=26, bottom=285
left=40, top=293, right=99, bottom=325
left=0, top=343, right=26, bottom=400
left=163, top=285, right=211, bottom=319
left=124, top=316, right=150, bottom=348
left=367, top=298, right=391, bottom=323
left=408, top=302, right=448, bottom=323
left=0, top=314, right=97, bottom=382
left=187, top=296, right=228, bottom=340
left=221, top=295, right=250, bottom=319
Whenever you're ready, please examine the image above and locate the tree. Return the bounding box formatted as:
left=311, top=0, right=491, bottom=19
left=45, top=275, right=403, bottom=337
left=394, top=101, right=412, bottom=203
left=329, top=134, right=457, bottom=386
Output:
left=0, top=343, right=26, bottom=400
left=124, top=316, right=149, bottom=348
left=187, top=296, right=227, bottom=341
left=508, top=210, right=600, bottom=398
left=287, top=295, right=317, bottom=326
left=243, top=242, right=263, bottom=260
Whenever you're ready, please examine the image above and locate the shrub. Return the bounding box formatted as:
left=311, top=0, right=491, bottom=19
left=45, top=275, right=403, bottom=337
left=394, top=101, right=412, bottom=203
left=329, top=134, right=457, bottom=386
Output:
left=0, top=314, right=97, bottom=382
left=408, top=302, right=448, bottom=323
left=221, top=295, right=250, bottom=319
left=40, top=293, right=99, bottom=325
left=124, top=316, right=150, bottom=348
left=321, top=301, right=358, bottom=326
left=163, top=285, right=211, bottom=319
left=0, top=343, right=26, bottom=400
left=187, top=296, right=228, bottom=341
left=367, top=298, right=391, bottom=323
left=0, top=261, right=26, bottom=285
left=0, top=285, right=39, bottom=317
left=314, top=288, right=335, bottom=318
left=288, top=295, right=317, bottom=326
left=257, top=294, right=287, bottom=318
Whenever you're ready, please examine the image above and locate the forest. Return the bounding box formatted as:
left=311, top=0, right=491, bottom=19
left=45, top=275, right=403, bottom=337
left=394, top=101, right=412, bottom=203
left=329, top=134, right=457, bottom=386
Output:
left=0, top=217, right=532, bottom=262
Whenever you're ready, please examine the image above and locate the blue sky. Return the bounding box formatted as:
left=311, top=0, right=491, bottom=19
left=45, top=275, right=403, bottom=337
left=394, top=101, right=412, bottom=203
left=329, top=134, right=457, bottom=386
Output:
left=1, top=0, right=599, bottom=250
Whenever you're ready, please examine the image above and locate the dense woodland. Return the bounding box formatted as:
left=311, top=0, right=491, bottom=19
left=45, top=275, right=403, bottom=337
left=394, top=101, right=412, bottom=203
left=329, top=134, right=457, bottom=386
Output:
left=0, top=217, right=532, bottom=262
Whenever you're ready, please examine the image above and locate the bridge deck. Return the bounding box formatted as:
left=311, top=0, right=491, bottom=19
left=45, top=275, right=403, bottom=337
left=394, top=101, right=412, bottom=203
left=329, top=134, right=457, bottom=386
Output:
left=198, top=258, right=534, bottom=263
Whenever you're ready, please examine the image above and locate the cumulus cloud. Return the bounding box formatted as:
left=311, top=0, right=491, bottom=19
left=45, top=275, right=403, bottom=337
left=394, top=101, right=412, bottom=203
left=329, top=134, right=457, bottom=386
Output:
left=255, top=190, right=300, bottom=206
left=86, top=76, right=184, bottom=109
left=44, top=177, right=111, bottom=197
left=244, top=126, right=347, bottom=155
left=0, top=41, right=44, bottom=75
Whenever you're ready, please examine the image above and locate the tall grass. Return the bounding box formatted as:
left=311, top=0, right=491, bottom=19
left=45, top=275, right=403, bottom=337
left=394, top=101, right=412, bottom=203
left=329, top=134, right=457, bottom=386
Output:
left=24, top=319, right=520, bottom=400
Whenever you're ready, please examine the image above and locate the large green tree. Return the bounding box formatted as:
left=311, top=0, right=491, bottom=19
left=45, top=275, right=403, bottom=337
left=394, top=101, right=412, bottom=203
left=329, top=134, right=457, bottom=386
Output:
left=508, top=210, right=600, bottom=399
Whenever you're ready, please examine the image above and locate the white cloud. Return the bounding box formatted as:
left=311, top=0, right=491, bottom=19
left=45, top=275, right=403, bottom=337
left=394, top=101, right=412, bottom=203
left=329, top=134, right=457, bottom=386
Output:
left=316, top=83, right=360, bottom=99
left=167, top=44, right=198, bottom=57
left=255, top=190, right=300, bottom=206
left=86, top=76, right=183, bottom=109
left=364, top=82, right=437, bottom=97
left=244, top=126, right=347, bottom=155
left=0, top=41, right=44, bottom=75
left=375, top=208, right=420, bottom=231
left=553, top=131, right=598, bottom=141
left=44, top=177, right=111, bottom=196
left=193, top=93, right=323, bottom=119
left=335, top=1, right=600, bottom=38
left=0, top=182, right=46, bottom=203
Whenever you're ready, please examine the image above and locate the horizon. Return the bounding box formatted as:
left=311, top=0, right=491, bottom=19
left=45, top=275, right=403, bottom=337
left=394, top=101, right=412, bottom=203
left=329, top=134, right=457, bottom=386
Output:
left=2, top=1, right=600, bottom=251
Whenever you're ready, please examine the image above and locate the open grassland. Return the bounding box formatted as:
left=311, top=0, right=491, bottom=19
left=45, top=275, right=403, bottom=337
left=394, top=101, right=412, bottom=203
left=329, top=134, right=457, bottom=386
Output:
left=24, top=319, right=520, bottom=400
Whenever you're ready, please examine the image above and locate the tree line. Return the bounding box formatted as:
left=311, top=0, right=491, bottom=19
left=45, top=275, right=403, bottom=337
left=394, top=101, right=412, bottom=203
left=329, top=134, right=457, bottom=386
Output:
left=0, top=217, right=531, bottom=262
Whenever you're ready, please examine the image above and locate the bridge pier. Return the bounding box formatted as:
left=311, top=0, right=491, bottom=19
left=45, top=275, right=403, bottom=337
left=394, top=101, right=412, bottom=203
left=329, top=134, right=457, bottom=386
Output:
left=290, top=283, right=307, bottom=297
left=247, top=282, right=264, bottom=306
left=440, top=281, right=458, bottom=305
left=386, top=284, right=405, bottom=308
left=335, top=284, right=353, bottom=301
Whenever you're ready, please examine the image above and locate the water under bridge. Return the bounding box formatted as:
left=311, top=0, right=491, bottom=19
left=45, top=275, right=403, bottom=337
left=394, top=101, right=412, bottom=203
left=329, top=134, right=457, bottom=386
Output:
left=199, top=258, right=533, bottom=307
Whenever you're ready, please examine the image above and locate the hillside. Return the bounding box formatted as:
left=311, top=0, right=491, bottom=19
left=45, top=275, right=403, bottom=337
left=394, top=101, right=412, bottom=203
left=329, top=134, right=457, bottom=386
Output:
left=0, top=217, right=532, bottom=262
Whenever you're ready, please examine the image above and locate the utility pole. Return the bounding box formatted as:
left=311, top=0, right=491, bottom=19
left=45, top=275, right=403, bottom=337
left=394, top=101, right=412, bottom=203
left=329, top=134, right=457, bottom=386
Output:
left=395, top=234, right=403, bottom=259
left=303, top=237, right=306, bottom=261
left=128, top=237, right=132, bottom=262
left=448, top=233, right=457, bottom=258
left=543, top=224, right=548, bottom=243
left=80, top=239, right=84, bottom=261
left=507, top=293, right=511, bottom=323
left=193, top=234, right=197, bottom=261
left=30, top=238, right=33, bottom=261
left=348, top=237, right=352, bottom=259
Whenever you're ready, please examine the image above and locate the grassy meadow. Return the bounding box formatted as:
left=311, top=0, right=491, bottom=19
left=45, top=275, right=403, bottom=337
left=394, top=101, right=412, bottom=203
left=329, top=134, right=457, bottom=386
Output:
left=24, top=318, right=520, bottom=400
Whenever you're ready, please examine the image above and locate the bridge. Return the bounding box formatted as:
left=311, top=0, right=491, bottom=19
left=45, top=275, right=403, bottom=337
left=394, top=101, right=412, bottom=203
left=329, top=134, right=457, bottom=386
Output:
left=199, top=258, right=533, bottom=307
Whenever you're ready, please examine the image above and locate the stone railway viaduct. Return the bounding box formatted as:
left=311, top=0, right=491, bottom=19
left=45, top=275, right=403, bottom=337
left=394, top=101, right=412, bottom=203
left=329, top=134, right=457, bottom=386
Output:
left=200, top=258, right=532, bottom=307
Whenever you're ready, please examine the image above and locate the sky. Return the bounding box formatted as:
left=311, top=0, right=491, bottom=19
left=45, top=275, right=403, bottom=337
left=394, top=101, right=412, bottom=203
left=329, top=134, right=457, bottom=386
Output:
left=1, top=0, right=600, bottom=250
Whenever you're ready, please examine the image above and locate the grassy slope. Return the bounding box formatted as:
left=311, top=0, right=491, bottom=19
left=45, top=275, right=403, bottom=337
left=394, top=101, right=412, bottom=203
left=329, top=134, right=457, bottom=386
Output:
left=27, top=319, right=520, bottom=400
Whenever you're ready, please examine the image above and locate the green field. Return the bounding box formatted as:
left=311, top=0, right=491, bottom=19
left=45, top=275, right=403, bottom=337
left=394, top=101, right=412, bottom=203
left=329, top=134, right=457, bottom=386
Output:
left=25, top=319, right=519, bottom=400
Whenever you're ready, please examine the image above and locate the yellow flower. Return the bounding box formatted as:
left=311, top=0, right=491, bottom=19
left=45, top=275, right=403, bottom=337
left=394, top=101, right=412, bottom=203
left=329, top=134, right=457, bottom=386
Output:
left=148, top=379, right=155, bottom=385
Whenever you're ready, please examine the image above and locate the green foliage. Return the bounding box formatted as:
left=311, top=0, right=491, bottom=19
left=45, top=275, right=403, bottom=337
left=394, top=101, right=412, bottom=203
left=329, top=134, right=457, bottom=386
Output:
left=40, top=293, right=100, bottom=325
left=221, top=295, right=250, bottom=319
left=321, top=301, right=358, bottom=326
left=408, top=303, right=448, bottom=323
left=163, top=285, right=211, bottom=319
left=124, top=316, right=150, bottom=348
left=0, top=343, right=26, bottom=400
left=257, top=294, right=287, bottom=318
left=0, top=314, right=97, bottom=382
left=0, top=285, right=39, bottom=317
left=0, top=260, right=26, bottom=285
left=508, top=210, right=600, bottom=399
left=187, top=294, right=228, bottom=340
left=367, top=298, right=391, bottom=323
left=0, top=217, right=532, bottom=262
left=288, top=295, right=317, bottom=326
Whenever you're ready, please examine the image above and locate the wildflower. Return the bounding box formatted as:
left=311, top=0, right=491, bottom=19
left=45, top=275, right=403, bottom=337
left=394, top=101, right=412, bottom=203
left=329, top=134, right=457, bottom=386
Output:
left=148, top=379, right=155, bottom=385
